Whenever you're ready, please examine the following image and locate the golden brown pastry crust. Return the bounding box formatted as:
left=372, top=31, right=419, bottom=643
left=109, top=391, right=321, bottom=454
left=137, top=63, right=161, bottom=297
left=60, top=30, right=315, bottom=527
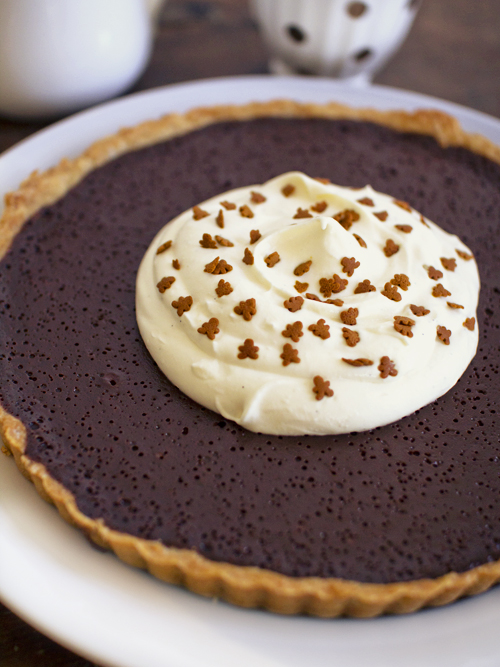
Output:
left=2, top=99, right=500, bottom=617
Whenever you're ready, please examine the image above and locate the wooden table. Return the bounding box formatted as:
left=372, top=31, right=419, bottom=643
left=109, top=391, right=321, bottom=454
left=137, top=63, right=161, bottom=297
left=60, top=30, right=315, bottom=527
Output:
left=1, top=0, right=499, bottom=664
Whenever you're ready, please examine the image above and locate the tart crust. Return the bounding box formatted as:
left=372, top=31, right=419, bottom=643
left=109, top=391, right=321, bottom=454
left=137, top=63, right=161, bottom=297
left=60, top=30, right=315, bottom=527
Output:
left=2, top=99, right=500, bottom=617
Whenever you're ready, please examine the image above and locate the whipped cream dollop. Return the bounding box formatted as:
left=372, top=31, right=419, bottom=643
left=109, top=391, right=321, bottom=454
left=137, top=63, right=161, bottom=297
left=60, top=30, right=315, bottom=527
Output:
left=136, top=172, right=479, bottom=435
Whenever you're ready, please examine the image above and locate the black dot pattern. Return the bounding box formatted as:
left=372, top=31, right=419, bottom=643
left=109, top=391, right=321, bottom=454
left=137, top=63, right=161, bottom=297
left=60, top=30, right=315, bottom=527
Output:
left=286, top=25, right=306, bottom=42
left=1, top=118, right=499, bottom=583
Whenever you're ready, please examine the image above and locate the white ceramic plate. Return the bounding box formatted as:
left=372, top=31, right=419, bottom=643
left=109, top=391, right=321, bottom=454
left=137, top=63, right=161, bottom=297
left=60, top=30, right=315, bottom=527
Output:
left=1, top=76, right=500, bottom=667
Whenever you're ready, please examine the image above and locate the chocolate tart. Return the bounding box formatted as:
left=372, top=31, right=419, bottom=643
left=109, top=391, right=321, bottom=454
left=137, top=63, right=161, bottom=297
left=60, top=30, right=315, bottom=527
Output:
left=1, top=100, right=500, bottom=617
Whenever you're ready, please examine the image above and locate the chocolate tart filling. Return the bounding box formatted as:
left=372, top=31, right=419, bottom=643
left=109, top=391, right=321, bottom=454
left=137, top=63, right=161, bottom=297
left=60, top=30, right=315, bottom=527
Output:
left=1, top=117, right=499, bottom=588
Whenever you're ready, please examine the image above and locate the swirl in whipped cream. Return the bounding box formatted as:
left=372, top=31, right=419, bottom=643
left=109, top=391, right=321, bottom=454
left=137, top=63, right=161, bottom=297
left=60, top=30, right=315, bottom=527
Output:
left=136, top=172, right=479, bottom=435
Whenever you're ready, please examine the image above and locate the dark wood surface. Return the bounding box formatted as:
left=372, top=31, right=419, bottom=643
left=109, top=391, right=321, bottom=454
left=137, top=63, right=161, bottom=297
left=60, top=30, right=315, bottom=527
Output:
left=1, top=0, right=499, bottom=664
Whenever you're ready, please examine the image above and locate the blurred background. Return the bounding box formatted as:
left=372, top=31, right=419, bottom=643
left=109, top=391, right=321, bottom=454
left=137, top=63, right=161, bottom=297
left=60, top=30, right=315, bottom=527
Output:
left=1, top=0, right=499, bottom=664
left=1, top=0, right=500, bottom=156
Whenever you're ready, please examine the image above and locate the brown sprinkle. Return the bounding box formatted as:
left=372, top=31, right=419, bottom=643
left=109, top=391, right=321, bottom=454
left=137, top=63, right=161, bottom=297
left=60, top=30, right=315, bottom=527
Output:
left=381, top=282, right=402, bottom=302
left=383, top=239, right=399, bottom=257
left=311, top=200, right=327, bottom=213
left=204, top=256, right=219, bottom=274
left=378, top=356, right=398, bottom=378
left=193, top=205, right=209, bottom=220
left=215, top=235, right=233, bottom=247
left=420, top=215, right=430, bottom=228
left=213, top=259, right=233, bottom=275
left=199, top=233, right=217, bottom=249
left=353, top=233, right=367, bottom=248
left=250, top=191, right=266, bottom=204
left=312, top=376, right=334, bottom=400
left=156, top=240, right=172, bottom=254
left=394, top=315, right=415, bottom=337
left=215, top=279, right=233, bottom=297
left=342, top=358, right=373, bottom=367
left=342, top=327, right=360, bottom=347
left=315, top=177, right=330, bottom=184
left=282, top=321, right=303, bottom=342
left=234, top=298, right=257, bottom=321
left=220, top=201, right=236, bottom=210
left=441, top=257, right=457, bottom=272
left=197, top=318, right=220, bottom=340
left=238, top=339, right=259, bottom=360
left=243, top=248, right=254, bottom=265
left=437, top=325, right=452, bottom=345
left=432, top=283, right=451, bottom=298
left=171, top=295, right=193, bottom=316
left=410, top=304, right=430, bottom=317
left=427, top=266, right=443, bottom=280
left=294, top=207, right=313, bottom=219
left=456, top=249, right=474, bottom=261
left=249, top=229, right=261, bottom=244
left=284, top=296, right=304, bottom=312
left=156, top=276, right=175, bottom=293
left=239, top=204, right=254, bottom=218
left=294, top=280, right=309, bottom=293
left=341, top=256, right=360, bottom=277
left=357, top=197, right=374, bottom=206
left=447, top=302, right=464, bottom=309
left=374, top=211, right=388, bottom=222
left=207, top=258, right=232, bottom=275
left=319, top=274, right=348, bottom=297
left=172, top=259, right=180, bottom=270
left=309, top=319, right=330, bottom=339
left=216, top=210, right=225, bottom=228
left=306, top=293, right=321, bottom=302
left=294, top=260, right=312, bottom=276
left=340, top=307, right=358, bottom=326
left=391, top=273, right=411, bottom=291
left=326, top=298, right=344, bottom=306
left=282, top=184, right=295, bottom=197
left=265, top=252, right=280, bottom=267
left=463, top=317, right=476, bottom=331
left=354, top=279, right=376, bottom=294
left=281, top=343, right=300, bottom=366
left=395, top=224, right=413, bottom=233
left=205, top=257, right=233, bottom=275
left=334, top=209, right=360, bottom=231
left=394, top=199, right=412, bottom=212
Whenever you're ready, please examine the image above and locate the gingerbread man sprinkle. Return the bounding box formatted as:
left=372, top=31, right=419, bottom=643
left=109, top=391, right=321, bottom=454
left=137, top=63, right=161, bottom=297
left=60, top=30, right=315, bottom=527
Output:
left=171, top=296, right=193, bottom=316
left=281, top=344, right=300, bottom=366
left=282, top=321, right=304, bottom=342
left=342, top=328, right=360, bottom=347
left=197, top=318, right=220, bottom=340
left=284, top=297, right=304, bottom=312
left=312, top=376, right=334, bottom=400
left=156, top=276, right=175, bottom=293
left=436, top=325, right=452, bottom=345
left=308, top=319, right=330, bottom=339
left=192, top=205, right=209, bottom=220
left=340, top=257, right=360, bottom=277
left=238, top=339, right=259, bottom=360
left=340, top=308, right=358, bottom=326
left=378, top=356, right=398, bottom=378
left=381, top=282, right=402, bottom=302
left=234, top=298, right=257, bottom=321
left=215, top=279, right=233, bottom=297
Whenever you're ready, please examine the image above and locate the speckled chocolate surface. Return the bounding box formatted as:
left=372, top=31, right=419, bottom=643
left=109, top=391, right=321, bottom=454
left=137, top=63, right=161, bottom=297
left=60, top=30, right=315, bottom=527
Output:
left=1, top=118, right=499, bottom=584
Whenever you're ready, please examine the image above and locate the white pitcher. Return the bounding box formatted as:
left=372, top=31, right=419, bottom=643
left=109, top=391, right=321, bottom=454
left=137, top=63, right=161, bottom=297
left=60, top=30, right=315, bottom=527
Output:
left=0, top=0, right=157, bottom=119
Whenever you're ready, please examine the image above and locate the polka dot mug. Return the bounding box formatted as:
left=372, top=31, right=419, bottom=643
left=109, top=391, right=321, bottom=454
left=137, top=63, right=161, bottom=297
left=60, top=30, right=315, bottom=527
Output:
left=251, top=0, right=421, bottom=83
